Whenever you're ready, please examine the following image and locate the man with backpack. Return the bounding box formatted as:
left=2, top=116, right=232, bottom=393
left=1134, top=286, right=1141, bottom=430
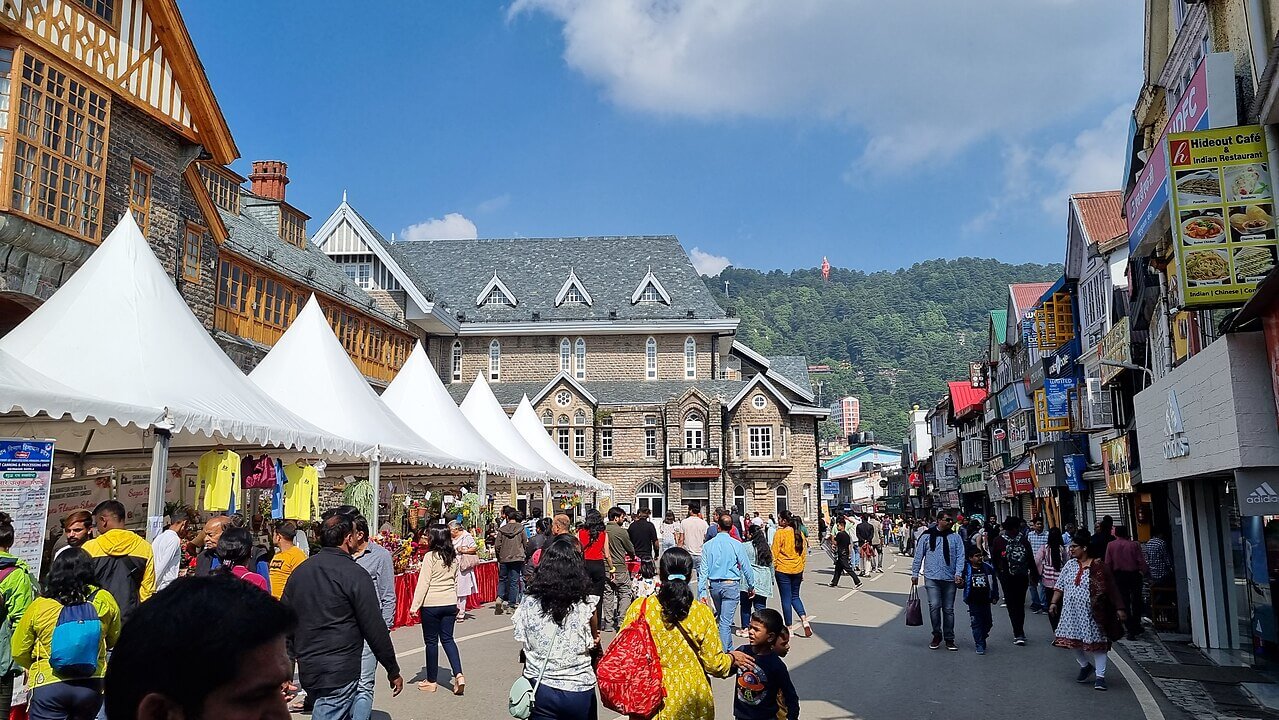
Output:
left=989, top=516, right=1038, bottom=645
left=82, top=500, right=154, bottom=621
left=910, top=513, right=965, bottom=651
left=855, top=515, right=876, bottom=576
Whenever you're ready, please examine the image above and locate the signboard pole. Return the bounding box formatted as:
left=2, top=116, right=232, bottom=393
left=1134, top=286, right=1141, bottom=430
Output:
left=0, top=438, right=55, bottom=579
left=146, top=430, right=170, bottom=541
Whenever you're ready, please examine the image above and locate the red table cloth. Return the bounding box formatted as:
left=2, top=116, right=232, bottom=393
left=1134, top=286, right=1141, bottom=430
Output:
left=393, top=560, right=498, bottom=628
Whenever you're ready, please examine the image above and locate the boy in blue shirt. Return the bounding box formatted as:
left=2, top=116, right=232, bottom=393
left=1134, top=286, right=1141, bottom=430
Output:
left=734, top=608, right=799, bottom=720
left=962, top=544, right=1000, bottom=655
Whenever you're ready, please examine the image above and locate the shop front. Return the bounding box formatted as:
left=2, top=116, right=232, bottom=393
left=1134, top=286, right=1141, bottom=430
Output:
left=1029, top=442, right=1082, bottom=529
left=959, top=463, right=987, bottom=518
left=1134, top=332, right=1279, bottom=666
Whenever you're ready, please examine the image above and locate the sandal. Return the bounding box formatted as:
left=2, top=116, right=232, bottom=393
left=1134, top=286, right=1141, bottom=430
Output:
left=801, top=618, right=813, bottom=638
left=417, top=680, right=438, bottom=692
left=452, top=673, right=465, bottom=696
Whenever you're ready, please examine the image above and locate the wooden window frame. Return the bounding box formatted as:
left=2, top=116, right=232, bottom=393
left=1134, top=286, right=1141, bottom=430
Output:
left=182, top=222, right=203, bottom=283
left=280, top=208, right=306, bottom=248
left=600, top=428, right=613, bottom=459
left=748, top=425, right=773, bottom=459
left=574, top=337, right=586, bottom=380
left=451, top=341, right=463, bottom=382
left=684, top=337, right=696, bottom=379
left=489, top=340, right=501, bottom=381
left=574, top=428, right=586, bottom=458
left=198, top=163, right=242, bottom=214
left=645, top=336, right=657, bottom=379
left=129, top=159, right=152, bottom=236
left=70, top=0, right=120, bottom=32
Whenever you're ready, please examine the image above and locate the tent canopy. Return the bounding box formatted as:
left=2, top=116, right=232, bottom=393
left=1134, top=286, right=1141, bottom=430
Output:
left=0, top=213, right=360, bottom=456
left=510, top=396, right=608, bottom=492
left=458, top=375, right=568, bottom=483
left=248, top=297, right=477, bottom=470
left=383, top=343, right=537, bottom=480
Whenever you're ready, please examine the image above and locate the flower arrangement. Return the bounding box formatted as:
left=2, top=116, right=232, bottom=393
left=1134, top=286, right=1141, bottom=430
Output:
left=375, top=531, right=426, bottom=574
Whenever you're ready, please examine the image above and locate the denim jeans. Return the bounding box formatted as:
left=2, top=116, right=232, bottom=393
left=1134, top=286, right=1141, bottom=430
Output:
left=420, top=604, right=463, bottom=683
left=775, top=571, right=806, bottom=626
left=1028, top=580, right=1046, bottom=611
left=311, top=679, right=359, bottom=720
left=924, top=578, right=957, bottom=641
left=739, top=591, right=767, bottom=630
left=708, top=579, right=741, bottom=652
left=28, top=680, right=103, bottom=720
left=498, top=561, right=525, bottom=605
left=969, top=604, right=993, bottom=649
left=352, top=642, right=377, bottom=720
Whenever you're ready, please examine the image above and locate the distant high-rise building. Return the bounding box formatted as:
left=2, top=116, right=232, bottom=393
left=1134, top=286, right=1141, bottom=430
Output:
left=830, top=396, right=860, bottom=436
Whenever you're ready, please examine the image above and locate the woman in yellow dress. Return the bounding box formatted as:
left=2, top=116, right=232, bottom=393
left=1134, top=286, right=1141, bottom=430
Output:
left=620, top=547, right=755, bottom=720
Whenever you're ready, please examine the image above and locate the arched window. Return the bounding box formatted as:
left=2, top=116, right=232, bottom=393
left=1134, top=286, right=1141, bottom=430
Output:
left=684, top=337, right=696, bottom=379
left=574, top=409, right=587, bottom=425
left=451, top=340, right=462, bottom=382
left=684, top=410, right=704, bottom=449
left=774, top=484, right=789, bottom=516
left=560, top=338, right=571, bottom=373
left=645, top=336, right=657, bottom=379
left=733, top=484, right=746, bottom=515
left=575, top=338, right=586, bottom=379
left=488, top=340, right=500, bottom=381
left=636, top=481, right=665, bottom=520
left=542, top=409, right=553, bottom=426
left=802, top=483, right=812, bottom=520
left=558, top=414, right=570, bottom=426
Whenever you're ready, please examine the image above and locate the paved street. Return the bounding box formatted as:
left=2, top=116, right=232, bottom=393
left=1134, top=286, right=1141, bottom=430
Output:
left=325, top=551, right=1184, bottom=720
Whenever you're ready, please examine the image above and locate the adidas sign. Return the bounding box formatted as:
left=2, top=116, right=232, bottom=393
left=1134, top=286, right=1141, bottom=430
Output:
left=1246, top=482, right=1279, bottom=505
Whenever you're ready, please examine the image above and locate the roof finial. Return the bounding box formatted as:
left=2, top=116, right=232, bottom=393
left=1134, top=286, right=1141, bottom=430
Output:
left=390, top=232, right=396, bottom=243
left=342, top=189, right=347, bottom=203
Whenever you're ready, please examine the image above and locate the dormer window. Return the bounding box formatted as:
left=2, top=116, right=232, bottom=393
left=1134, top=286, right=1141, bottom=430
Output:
left=556, top=269, right=593, bottom=307
left=631, top=269, right=671, bottom=305
left=198, top=164, right=243, bottom=214
left=482, top=287, right=512, bottom=306
left=640, top=285, right=661, bottom=303
left=476, top=272, right=517, bottom=307
left=280, top=209, right=306, bottom=248
left=563, top=285, right=585, bottom=304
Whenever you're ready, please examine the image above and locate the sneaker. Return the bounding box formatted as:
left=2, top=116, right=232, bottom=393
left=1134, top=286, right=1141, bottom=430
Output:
left=1094, top=677, right=1108, bottom=691
left=945, top=640, right=958, bottom=651
left=1076, top=663, right=1095, bottom=683
left=930, top=634, right=942, bottom=650
left=1014, top=637, right=1026, bottom=646
left=975, top=644, right=986, bottom=655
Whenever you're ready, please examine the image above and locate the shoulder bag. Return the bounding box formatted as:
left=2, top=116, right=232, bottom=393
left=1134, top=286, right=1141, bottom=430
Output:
left=598, top=597, right=666, bottom=715
left=509, top=625, right=562, bottom=719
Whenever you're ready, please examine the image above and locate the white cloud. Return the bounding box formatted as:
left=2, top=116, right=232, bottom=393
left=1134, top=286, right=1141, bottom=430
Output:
left=510, top=0, right=1141, bottom=170
left=400, top=213, right=479, bottom=241
left=689, top=247, right=732, bottom=276
left=476, top=193, right=511, bottom=213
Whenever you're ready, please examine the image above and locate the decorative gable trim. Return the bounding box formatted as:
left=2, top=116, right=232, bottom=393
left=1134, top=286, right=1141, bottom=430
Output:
left=730, top=341, right=815, bottom=402
left=727, top=375, right=792, bottom=412
left=530, top=371, right=599, bottom=406
left=631, top=269, right=671, bottom=305
left=476, top=271, right=518, bottom=307
left=555, top=269, right=593, bottom=306
left=183, top=165, right=227, bottom=244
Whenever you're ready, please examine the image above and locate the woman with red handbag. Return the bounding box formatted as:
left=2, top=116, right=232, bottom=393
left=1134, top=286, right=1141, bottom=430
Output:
left=1049, top=529, right=1127, bottom=692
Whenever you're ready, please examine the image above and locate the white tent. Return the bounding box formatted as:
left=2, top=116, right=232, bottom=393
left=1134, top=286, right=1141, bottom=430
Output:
left=382, top=343, right=537, bottom=481
left=0, top=349, right=163, bottom=432
left=510, top=396, right=610, bottom=498
left=458, top=374, right=569, bottom=499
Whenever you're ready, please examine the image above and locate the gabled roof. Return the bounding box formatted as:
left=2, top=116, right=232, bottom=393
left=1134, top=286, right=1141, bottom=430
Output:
left=380, top=236, right=726, bottom=323
left=530, top=371, right=599, bottom=406
left=989, top=310, right=1008, bottom=345
left=1070, top=191, right=1126, bottom=248
left=822, top=444, right=902, bottom=471
left=727, top=374, right=792, bottom=412
left=730, top=341, right=816, bottom=402
left=631, top=269, right=671, bottom=305
left=476, top=272, right=518, bottom=307
left=556, top=269, right=593, bottom=306
left=947, top=381, right=988, bottom=419
left=1010, top=282, right=1055, bottom=317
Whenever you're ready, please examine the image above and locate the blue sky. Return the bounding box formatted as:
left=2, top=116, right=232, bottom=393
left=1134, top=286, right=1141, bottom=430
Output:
left=182, top=1, right=1143, bottom=274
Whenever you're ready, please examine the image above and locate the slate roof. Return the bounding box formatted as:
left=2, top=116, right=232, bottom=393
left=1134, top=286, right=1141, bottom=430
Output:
left=447, top=379, right=746, bottom=408
left=218, top=196, right=408, bottom=330
left=765, top=356, right=813, bottom=394
left=380, top=236, right=727, bottom=323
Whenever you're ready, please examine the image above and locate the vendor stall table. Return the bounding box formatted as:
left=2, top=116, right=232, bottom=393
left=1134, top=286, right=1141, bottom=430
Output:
left=393, top=560, right=498, bottom=629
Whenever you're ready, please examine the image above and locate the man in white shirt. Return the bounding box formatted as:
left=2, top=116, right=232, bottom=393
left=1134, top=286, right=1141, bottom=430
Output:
left=151, top=506, right=194, bottom=591
left=679, top=504, right=709, bottom=568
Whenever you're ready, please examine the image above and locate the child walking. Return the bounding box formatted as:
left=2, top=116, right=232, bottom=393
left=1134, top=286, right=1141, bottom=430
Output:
left=632, top=559, right=658, bottom=598
left=963, top=545, right=1000, bottom=655
left=734, top=608, right=800, bottom=720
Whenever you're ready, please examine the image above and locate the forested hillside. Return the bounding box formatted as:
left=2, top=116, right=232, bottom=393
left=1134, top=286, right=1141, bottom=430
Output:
left=707, top=258, right=1061, bottom=440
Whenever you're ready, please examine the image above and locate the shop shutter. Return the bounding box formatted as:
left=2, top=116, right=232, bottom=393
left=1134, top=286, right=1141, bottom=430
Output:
left=1018, top=494, right=1035, bottom=520
left=1091, top=476, right=1122, bottom=527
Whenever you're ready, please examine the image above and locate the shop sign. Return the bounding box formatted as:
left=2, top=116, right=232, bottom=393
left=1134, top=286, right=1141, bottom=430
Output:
left=1008, top=412, right=1031, bottom=456
left=1045, top=377, right=1076, bottom=417
left=1011, top=470, right=1035, bottom=495
left=908, top=471, right=922, bottom=488
left=1167, top=125, right=1276, bottom=307
left=969, top=361, right=987, bottom=389
left=1021, top=314, right=1038, bottom=348
left=46, top=473, right=111, bottom=537
left=885, top=497, right=904, bottom=514
left=988, top=476, right=1003, bottom=502
left=1164, top=388, right=1191, bottom=459
left=1237, top=469, right=1279, bottom=516
left=987, top=451, right=1011, bottom=475
left=1102, top=437, right=1133, bottom=494
left=820, top=480, right=840, bottom=498
left=1063, top=454, right=1086, bottom=492
left=1099, top=322, right=1132, bottom=385
left=1025, top=357, right=1046, bottom=393
left=941, top=452, right=958, bottom=479
left=1046, top=338, right=1079, bottom=378
left=0, top=439, right=55, bottom=580
left=1032, top=444, right=1060, bottom=487
left=997, top=383, right=1030, bottom=418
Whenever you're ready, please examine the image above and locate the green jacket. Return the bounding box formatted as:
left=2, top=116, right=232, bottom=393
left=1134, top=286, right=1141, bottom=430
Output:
left=0, top=552, right=37, bottom=677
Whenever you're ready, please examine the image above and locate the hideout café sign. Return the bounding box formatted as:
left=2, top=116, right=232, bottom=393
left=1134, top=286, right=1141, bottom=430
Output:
left=1167, top=125, right=1277, bottom=307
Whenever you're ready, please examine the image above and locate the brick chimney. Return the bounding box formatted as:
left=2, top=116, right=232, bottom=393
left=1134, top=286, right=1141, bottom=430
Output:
left=248, top=160, right=289, bottom=201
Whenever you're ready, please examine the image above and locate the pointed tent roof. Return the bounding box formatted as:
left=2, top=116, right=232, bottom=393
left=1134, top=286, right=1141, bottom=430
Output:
left=249, top=297, right=476, bottom=469
left=0, top=213, right=357, bottom=454
left=383, top=344, right=538, bottom=480
left=0, top=349, right=163, bottom=432
left=511, top=396, right=607, bottom=492
left=459, top=375, right=569, bottom=483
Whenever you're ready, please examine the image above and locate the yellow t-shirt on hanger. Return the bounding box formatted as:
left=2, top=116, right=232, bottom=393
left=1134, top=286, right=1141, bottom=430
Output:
left=282, top=464, right=319, bottom=521
left=197, top=449, right=240, bottom=512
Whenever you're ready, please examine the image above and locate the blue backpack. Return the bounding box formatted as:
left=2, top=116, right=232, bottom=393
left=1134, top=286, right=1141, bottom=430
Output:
left=49, top=592, right=102, bottom=678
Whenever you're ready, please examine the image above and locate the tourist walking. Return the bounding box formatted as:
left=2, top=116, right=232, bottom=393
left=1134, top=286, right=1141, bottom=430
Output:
left=628, top=507, right=659, bottom=563
left=0, top=511, right=36, bottom=712
left=268, top=520, right=307, bottom=600
left=214, top=525, right=268, bottom=591
left=854, top=515, right=875, bottom=576
left=82, top=501, right=153, bottom=621
left=828, top=517, right=862, bottom=589
left=699, top=510, right=755, bottom=651
left=1037, top=528, right=1067, bottom=631
left=524, top=516, right=554, bottom=584
left=961, top=545, right=999, bottom=655
left=871, top=516, right=885, bottom=573
left=680, top=505, right=710, bottom=567
left=1104, top=525, right=1150, bottom=640
left=495, top=506, right=529, bottom=615
left=732, top=608, right=799, bottom=720
left=772, top=512, right=813, bottom=637
left=990, top=516, right=1037, bottom=645
left=450, top=521, right=479, bottom=621
left=352, top=512, right=396, bottom=720
left=1144, top=530, right=1174, bottom=590
left=619, top=548, right=755, bottom=720
left=1026, top=517, right=1050, bottom=614
left=150, top=506, right=193, bottom=592
left=12, top=548, right=120, bottom=720
left=578, top=510, right=610, bottom=624
left=282, top=509, right=403, bottom=716
left=602, top=507, right=636, bottom=632
left=54, top=511, right=93, bottom=561
left=738, top=519, right=774, bottom=638
left=512, top=534, right=601, bottom=719
left=659, top=511, right=682, bottom=556
left=409, top=527, right=465, bottom=695
left=910, top=513, right=965, bottom=650
left=1050, top=529, right=1127, bottom=691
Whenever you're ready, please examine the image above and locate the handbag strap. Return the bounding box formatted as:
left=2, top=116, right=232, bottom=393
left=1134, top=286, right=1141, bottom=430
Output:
left=530, top=616, right=565, bottom=694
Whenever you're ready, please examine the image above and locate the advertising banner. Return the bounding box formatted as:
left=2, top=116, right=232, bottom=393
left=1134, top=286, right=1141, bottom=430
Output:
left=1102, top=437, right=1133, bottom=494
left=997, top=383, right=1030, bottom=418
left=0, top=439, right=55, bottom=579
left=820, top=480, right=840, bottom=499
left=1064, top=454, right=1086, bottom=492
left=1011, top=470, right=1035, bottom=495
left=46, top=473, right=112, bottom=538
left=1045, top=377, right=1076, bottom=418
left=1167, top=125, right=1276, bottom=307
left=1099, top=321, right=1132, bottom=385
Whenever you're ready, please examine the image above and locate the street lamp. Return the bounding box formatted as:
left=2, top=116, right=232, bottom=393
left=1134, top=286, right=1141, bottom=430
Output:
left=1099, top=359, right=1153, bottom=382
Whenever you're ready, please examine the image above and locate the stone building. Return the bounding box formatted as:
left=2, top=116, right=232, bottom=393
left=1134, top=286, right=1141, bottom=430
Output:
left=312, top=205, right=828, bottom=519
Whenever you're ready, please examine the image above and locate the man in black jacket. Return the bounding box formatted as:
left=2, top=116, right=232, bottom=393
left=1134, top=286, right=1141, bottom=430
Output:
left=627, top=508, right=659, bottom=562
left=855, top=515, right=876, bottom=576
left=282, top=508, right=402, bottom=717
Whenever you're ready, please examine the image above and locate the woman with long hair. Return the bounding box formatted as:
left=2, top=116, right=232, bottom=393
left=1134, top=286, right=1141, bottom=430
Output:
left=1049, top=529, right=1128, bottom=691
left=449, top=521, right=478, bottom=622
left=619, top=548, right=754, bottom=720
left=13, top=548, right=121, bottom=720
left=577, top=509, right=610, bottom=621
left=214, top=526, right=267, bottom=591
left=771, top=511, right=812, bottom=637
left=659, top=510, right=682, bottom=556
left=513, top=535, right=600, bottom=719
left=410, top=527, right=464, bottom=695
left=1037, top=528, right=1066, bottom=629
left=736, top=521, right=774, bottom=638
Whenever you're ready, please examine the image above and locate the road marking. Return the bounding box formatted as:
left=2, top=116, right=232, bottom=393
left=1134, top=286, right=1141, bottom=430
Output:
left=394, top=624, right=513, bottom=659
left=838, top=586, right=862, bottom=601
left=1111, top=649, right=1165, bottom=720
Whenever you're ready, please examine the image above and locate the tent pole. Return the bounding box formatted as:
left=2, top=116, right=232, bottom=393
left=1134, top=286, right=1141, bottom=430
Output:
left=368, top=453, right=381, bottom=529
left=477, top=467, right=487, bottom=505
left=544, top=478, right=552, bottom=517
left=146, top=429, right=171, bottom=541
left=510, top=472, right=517, bottom=510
